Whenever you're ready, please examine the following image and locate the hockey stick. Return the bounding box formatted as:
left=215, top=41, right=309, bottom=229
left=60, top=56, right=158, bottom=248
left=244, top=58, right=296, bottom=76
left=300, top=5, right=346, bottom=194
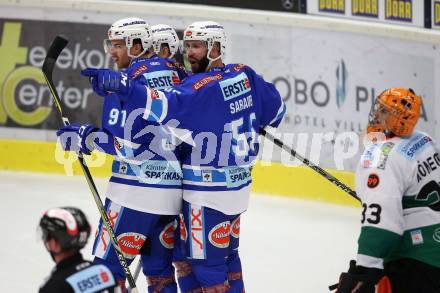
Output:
left=260, top=128, right=360, bottom=202
left=42, top=35, right=138, bottom=292
left=128, top=258, right=142, bottom=292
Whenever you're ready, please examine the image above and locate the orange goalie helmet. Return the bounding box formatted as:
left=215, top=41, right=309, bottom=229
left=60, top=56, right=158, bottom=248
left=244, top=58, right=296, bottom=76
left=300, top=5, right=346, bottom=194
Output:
left=367, top=88, right=421, bottom=137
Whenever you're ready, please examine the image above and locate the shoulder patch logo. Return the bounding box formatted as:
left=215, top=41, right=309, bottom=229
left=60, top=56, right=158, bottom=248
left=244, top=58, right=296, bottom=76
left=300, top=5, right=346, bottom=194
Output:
left=192, top=74, right=223, bottom=90
left=233, top=64, right=247, bottom=72
left=398, top=133, right=432, bottom=160
left=367, top=173, right=380, bottom=188
left=131, top=64, right=148, bottom=80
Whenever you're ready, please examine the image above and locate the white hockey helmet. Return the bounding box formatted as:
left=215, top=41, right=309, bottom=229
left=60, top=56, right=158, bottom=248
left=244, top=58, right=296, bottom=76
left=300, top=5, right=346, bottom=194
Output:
left=104, top=17, right=153, bottom=58
left=151, top=24, right=180, bottom=59
left=183, top=21, right=226, bottom=62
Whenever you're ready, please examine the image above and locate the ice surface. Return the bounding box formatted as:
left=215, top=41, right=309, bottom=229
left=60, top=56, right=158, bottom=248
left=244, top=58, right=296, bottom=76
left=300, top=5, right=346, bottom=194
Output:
left=0, top=170, right=360, bottom=292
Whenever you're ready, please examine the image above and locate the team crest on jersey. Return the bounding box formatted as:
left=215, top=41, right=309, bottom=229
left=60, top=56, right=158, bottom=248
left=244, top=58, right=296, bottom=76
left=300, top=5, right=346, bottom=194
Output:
left=208, top=221, right=231, bottom=248
left=117, top=232, right=147, bottom=259
left=118, top=162, right=128, bottom=174
left=131, top=64, right=149, bottom=80
left=433, top=227, right=440, bottom=243
left=231, top=217, right=240, bottom=238
left=192, top=74, right=223, bottom=90
left=410, top=229, right=424, bottom=245
left=202, top=170, right=213, bottom=182
left=367, top=173, right=380, bottom=188
left=219, top=72, right=251, bottom=101
left=160, top=221, right=176, bottom=249
left=66, top=265, right=115, bottom=293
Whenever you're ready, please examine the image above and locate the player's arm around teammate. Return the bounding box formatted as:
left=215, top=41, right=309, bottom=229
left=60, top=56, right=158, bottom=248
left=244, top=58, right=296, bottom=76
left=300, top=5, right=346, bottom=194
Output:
left=57, top=18, right=191, bottom=293
left=81, top=21, right=286, bottom=293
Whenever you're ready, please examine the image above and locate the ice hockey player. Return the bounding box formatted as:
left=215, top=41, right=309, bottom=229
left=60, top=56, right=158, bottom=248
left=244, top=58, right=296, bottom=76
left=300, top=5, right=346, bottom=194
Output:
left=38, top=207, right=121, bottom=293
left=151, top=22, right=204, bottom=292
left=57, top=17, right=188, bottom=292
left=81, top=20, right=286, bottom=293
left=151, top=24, right=180, bottom=59
left=334, top=88, right=440, bottom=293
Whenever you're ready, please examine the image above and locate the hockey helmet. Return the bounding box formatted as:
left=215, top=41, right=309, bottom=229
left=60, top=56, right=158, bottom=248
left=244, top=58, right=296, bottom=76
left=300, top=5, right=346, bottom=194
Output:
left=151, top=24, right=180, bottom=59
left=367, top=88, right=421, bottom=137
left=104, top=17, right=153, bottom=58
left=39, top=207, right=91, bottom=251
left=183, top=21, right=226, bottom=62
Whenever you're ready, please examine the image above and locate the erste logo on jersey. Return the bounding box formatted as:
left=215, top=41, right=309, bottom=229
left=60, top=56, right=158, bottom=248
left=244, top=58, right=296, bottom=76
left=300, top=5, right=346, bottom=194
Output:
left=66, top=265, right=115, bottom=293
left=208, top=221, right=231, bottom=248
left=143, top=70, right=180, bottom=90
left=219, top=72, right=251, bottom=101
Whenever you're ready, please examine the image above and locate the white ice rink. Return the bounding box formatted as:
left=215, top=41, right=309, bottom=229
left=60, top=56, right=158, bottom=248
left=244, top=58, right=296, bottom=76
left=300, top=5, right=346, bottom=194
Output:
left=1, top=170, right=361, bottom=292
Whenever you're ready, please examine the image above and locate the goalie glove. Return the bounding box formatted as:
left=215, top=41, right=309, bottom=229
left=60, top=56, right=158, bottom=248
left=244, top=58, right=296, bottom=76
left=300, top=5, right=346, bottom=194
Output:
left=332, top=260, right=384, bottom=293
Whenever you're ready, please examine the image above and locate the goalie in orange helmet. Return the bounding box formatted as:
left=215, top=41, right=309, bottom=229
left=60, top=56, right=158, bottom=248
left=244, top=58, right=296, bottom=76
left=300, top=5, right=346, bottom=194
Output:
left=333, top=88, right=440, bottom=293
left=367, top=88, right=421, bottom=137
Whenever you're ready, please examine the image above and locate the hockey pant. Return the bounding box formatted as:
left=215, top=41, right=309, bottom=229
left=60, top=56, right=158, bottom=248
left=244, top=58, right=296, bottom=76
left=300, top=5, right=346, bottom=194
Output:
left=92, top=198, right=178, bottom=293
left=181, top=200, right=245, bottom=293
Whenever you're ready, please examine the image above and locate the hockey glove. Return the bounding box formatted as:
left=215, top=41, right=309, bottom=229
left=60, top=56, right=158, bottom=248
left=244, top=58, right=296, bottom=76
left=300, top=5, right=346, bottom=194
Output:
left=56, top=124, right=98, bottom=155
left=332, top=260, right=384, bottom=293
left=81, top=68, right=131, bottom=97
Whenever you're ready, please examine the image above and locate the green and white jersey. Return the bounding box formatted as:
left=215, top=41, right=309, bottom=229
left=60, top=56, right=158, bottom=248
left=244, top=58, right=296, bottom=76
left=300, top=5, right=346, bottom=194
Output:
left=355, top=130, right=440, bottom=269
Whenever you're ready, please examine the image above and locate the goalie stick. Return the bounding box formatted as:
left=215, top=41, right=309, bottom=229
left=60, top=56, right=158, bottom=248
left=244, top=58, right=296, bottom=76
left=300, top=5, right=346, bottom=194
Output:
left=42, top=35, right=138, bottom=292
left=260, top=128, right=360, bottom=202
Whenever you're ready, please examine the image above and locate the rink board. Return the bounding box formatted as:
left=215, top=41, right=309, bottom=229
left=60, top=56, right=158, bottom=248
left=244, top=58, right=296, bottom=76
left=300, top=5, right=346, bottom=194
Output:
left=0, top=139, right=359, bottom=206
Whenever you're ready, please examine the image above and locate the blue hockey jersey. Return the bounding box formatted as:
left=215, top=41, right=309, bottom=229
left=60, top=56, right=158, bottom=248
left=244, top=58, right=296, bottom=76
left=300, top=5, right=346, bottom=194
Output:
left=99, top=56, right=189, bottom=215
left=123, top=64, right=286, bottom=214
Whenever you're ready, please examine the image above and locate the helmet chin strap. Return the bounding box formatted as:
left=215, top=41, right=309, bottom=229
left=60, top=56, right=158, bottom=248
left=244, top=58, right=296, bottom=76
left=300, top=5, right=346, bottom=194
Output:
left=128, top=47, right=148, bottom=59
left=204, top=48, right=222, bottom=72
